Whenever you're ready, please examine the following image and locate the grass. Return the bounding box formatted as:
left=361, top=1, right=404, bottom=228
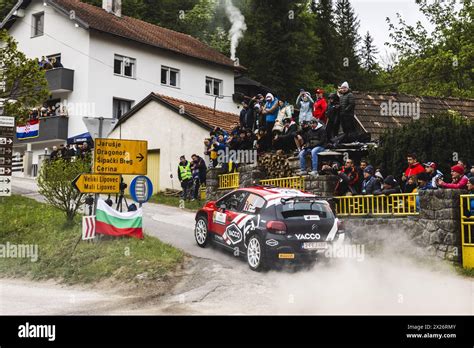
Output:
left=0, top=195, right=185, bottom=284
left=453, top=263, right=474, bottom=278
left=148, top=191, right=205, bottom=211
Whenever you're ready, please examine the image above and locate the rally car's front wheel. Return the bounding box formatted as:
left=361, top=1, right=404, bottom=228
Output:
left=246, top=234, right=267, bottom=272
left=195, top=216, right=209, bottom=247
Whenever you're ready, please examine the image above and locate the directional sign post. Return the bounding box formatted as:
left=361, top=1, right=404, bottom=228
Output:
left=72, top=174, right=121, bottom=194
left=94, top=138, right=147, bottom=175
left=0, top=116, right=14, bottom=197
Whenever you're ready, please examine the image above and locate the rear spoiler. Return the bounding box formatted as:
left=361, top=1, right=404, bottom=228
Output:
left=280, top=196, right=334, bottom=204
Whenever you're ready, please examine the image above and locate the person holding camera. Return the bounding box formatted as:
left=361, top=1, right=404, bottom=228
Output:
left=423, top=161, right=443, bottom=188
left=437, top=165, right=469, bottom=190
left=296, top=89, right=314, bottom=124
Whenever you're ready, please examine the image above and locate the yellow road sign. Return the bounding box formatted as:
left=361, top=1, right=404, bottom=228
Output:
left=94, top=138, right=147, bottom=175
left=72, top=174, right=121, bottom=193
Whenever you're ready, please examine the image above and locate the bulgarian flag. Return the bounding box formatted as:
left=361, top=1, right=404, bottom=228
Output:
left=96, top=199, right=143, bottom=239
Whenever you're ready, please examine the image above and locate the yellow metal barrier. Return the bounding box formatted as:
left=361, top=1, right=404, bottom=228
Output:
left=460, top=194, right=474, bottom=269
left=200, top=186, right=206, bottom=200
left=260, top=176, right=305, bottom=190
left=218, top=173, right=239, bottom=189
left=335, top=193, right=419, bottom=217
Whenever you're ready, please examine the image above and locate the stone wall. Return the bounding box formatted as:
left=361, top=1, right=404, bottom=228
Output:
left=344, top=189, right=464, bottom=264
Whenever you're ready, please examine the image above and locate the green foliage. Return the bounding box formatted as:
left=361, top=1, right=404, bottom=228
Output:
left=0, top=195, right=184, bottom=284
left=368, top=113, right=474, bottom=182
left=38, top=158, right=91, bottom=222
left=386, top=0, right=474, bottom=98
left=0, top=30, right=49, bottom=122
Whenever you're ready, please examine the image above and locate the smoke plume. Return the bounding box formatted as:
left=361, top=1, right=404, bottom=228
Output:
left=224, top=0, right=247, bottom=60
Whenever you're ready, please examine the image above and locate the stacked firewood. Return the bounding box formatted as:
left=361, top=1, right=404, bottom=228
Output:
left=257, top=150, right=293, bottom=178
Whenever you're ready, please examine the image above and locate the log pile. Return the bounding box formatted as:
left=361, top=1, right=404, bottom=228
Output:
left=257, top=150, right=294, bottom=178
left=164, top=188, right=181, bottom=197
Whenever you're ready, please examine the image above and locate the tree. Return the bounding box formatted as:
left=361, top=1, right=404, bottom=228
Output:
left=368, top=113, right=474, bottom=183
left=334, top=0, right=362, bottom=86
left=311, top=0, right=339, bottom=85
left=38, top=158, right=91, bottom=222
left=360, top=31, right=378, bottom=72
left=386, top=0, right=474, bottom=98
left=0, top=30, right=49, bottom=122
left=237, top=0, right=321, bottom=100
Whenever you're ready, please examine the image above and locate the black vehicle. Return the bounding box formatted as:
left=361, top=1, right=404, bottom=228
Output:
left=194, top=186, right=346, bottom=271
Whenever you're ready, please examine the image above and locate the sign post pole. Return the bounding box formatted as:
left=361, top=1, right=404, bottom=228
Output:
left=92, top=117, right=104, bottom=215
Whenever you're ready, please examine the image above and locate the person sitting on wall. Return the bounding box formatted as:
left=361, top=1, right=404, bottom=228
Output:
left=437, top=165, right=469, bottom=190
left=273, top=117, right=297, bottom=152
left=296, top=119, right=327, bottom=176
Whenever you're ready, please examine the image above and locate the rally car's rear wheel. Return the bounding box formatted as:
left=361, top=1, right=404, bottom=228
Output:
left=247, top=234, right=267, bottom=272
left=195, top=216, right=209, bottom=247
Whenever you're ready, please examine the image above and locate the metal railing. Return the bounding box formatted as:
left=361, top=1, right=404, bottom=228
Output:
left=335, top=193, right=419, bottom=217
left=218, top=172, right=239, bottom=190
left=460, top=194, right=474, bottom=269
left=260, top=176, right=305, bottom=190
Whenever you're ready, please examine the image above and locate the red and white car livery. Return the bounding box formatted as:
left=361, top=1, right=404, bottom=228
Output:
left=194, top=186, right=345, bottom=271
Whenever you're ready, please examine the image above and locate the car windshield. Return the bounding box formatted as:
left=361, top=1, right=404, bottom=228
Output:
left=277, top=199, right=333, bottom=220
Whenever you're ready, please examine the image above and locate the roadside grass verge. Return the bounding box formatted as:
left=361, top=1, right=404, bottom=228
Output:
left=0, top=195, right=185, bottom=284
left=453, top=264, right=474, bottom=278
left=148, top=191, right=204, bottom=211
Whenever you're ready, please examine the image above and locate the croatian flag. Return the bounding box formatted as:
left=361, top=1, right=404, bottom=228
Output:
left=16, top=119, right=40, bottom=140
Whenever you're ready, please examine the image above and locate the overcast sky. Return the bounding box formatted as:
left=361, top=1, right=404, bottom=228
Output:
left=351, top=0, right=434, bottom=65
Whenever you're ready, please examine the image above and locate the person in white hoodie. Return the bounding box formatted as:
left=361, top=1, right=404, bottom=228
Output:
left=295, top=89, right=314, bottom=124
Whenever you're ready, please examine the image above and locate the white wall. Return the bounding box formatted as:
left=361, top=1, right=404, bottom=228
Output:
left=88, top=31, right=239, bottom=123
left=8, top=0, right=239, bottom=141
left=108, top=101, right=209, bottom=190
left=8, top=0, right=91, bottom=139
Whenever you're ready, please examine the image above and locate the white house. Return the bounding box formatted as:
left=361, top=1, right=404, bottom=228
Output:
left=1, top=0, right=242, bottom=172
left=108, top=92, right=240, bottom=192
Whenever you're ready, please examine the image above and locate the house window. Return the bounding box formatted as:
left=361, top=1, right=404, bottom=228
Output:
left=113, top=98, right=133, bottom=118
left=160, top=66, right=180, bottom=87
left=114, top=54, right=136, bottom=78
left=206, top=77, right=222, bottom=96
left=32, top=12, right=44, bottom=37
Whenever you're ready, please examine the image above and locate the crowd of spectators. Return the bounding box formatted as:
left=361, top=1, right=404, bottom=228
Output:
left=177, top=154, right=207, bottom=201
left=204, top=81, right=359, bottom=172
left=38, top=56, right=63, bottom=70
left=28, top=105, right=68, bottom=120
left=49, top=142, right=91, bottom=162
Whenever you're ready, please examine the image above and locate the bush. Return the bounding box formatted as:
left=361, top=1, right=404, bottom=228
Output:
left=38, top=158, right=91, bottom=222
left=368, top=112, right=474, bottom=181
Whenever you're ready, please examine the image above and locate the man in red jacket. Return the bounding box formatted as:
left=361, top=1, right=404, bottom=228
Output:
left=401, top=153, right=425, bottom=192
left=313, top=88, right=327, bottom=124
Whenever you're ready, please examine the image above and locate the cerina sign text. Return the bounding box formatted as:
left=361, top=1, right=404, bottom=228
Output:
left=94, top=138, right=147, bottom=175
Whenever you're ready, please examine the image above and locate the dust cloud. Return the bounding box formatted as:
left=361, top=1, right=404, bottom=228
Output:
left=267, top=227, right=474, bottom=315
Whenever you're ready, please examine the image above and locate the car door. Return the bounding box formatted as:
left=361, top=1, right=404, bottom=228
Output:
left=211, top=190, right=249, bottom=245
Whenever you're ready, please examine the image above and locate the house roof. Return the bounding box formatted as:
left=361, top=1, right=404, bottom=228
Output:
left=1, top=0, right=243, bottom=71
left=114, top=93, right=240, bottom=133
left=353, top=92, right=474, bottom=139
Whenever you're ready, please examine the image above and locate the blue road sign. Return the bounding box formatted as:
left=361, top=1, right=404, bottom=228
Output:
left=130, top=175, right=153, bottom=204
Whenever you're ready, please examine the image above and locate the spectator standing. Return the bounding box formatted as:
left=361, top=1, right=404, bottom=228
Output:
left=50, top=146, right=59, bottom=161
left=239, top=101, right=249, bottom=129
left=335, top=158, right=359, bottom=196
left=273, top=100, right=293, bottom=134
left=438, top=165, right=469, bottom=190
left=325, top=93, right=340, bottom=140
left=191, top=154, right=206, bottom=201
left=374, top=175, right=402, bottom=195
left=468, top=165, right=474, bottom=179
left=296, top=90, right=314, bottom=124
left=402, top=153, right=425, bottom=190
left=361, top=166, right=379, bottom=195
left=338, top=82, right=356, bottom=137
left=423, top=162, right=443, bottom=189
left=462, top=177, right=474, bottom=217
left=51, top=57, right=63, bottom=68
left=261, top=93, right=279, bottom=147
left=312, top=88, right=327, bottom=124
left=178, top=155, right=193, bottom=200
left=297, top=120, right=327, bottom=176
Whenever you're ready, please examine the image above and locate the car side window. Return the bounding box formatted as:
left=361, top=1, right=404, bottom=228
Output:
left=218, top=191, right=248, bottom=212
left=242, top=193, right=265, bottom=214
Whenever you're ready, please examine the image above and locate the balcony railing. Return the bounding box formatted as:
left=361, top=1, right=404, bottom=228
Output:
left=45, top=68, right=74, bottom=92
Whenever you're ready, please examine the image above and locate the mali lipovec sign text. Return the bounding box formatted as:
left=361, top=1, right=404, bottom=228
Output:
left=94, top=138, right=147, bottom=175
left=73, top=174, right=121, bottom=194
